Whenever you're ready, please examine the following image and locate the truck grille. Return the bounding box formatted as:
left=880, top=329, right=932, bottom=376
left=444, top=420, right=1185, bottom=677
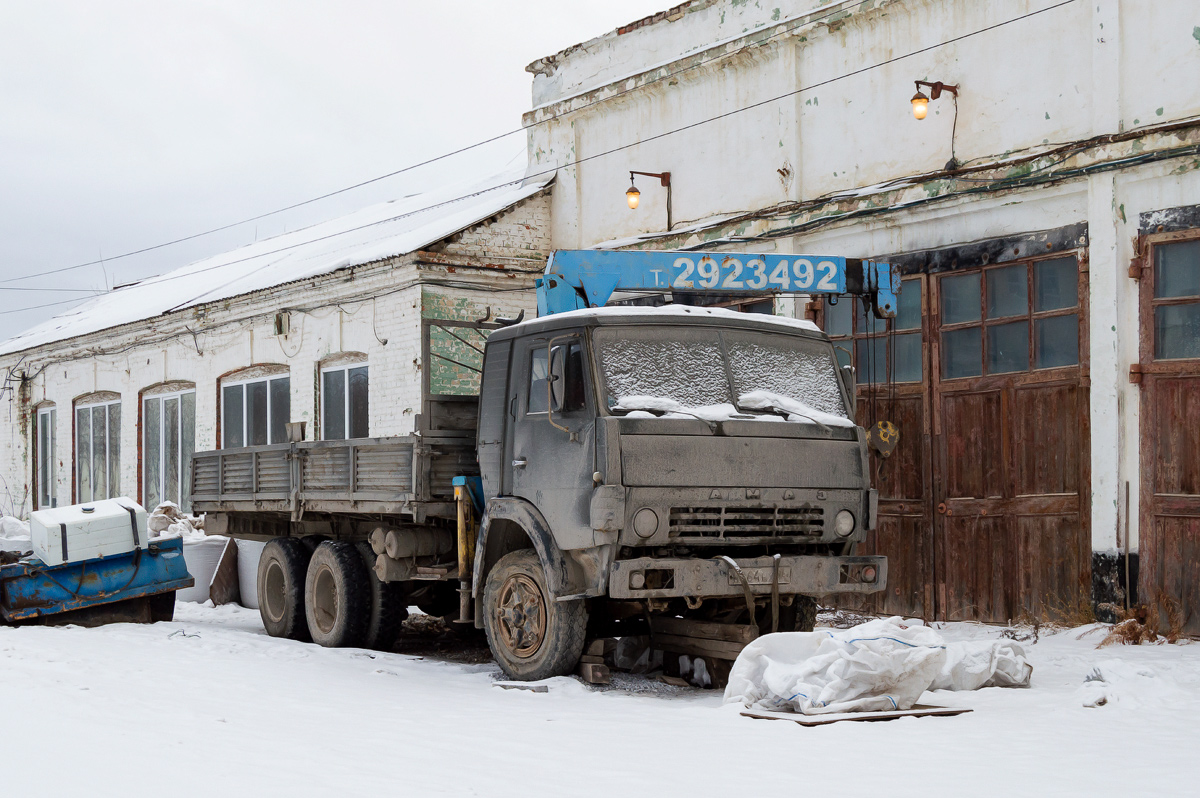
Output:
left=668, top=506, right=824, bottom=540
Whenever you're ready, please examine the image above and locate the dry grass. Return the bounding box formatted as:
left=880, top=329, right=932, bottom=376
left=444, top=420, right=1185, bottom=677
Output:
left=1096, top=592, right=1186, bottom=648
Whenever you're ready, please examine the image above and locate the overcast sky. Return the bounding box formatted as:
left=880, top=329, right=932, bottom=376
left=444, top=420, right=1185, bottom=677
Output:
left=0, top=0, right=669, bottom=341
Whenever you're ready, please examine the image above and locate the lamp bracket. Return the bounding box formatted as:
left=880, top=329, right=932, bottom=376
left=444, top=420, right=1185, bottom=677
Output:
left=914, top=80, right=958, bottom=101
left=630, top=170, right=671, bottom=187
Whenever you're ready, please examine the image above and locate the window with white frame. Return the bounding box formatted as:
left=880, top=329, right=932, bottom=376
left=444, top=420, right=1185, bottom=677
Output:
left=321, top=364, right=368, bottom=440
left=36, top=406, right=57, bottom=509
left=76, top=399, right=121, bottom=502
left=144, top=389, right=196, bottom=512
left=222, top=375, right=290, bottom=448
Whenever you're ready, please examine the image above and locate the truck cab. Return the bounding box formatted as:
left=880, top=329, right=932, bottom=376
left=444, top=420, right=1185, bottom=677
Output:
left=472, top=304, right=886, bottom=679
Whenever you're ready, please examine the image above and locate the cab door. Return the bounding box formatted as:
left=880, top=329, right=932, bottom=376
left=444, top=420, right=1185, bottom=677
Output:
left=509, top=330, right=597, bottom=549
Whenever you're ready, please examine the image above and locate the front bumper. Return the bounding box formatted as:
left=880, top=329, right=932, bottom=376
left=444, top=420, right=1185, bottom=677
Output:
left=607, top=554, right=886, bottom=600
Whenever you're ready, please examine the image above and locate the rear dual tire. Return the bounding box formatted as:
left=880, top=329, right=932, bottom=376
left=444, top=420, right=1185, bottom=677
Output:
left=258, top=537, right=406, bottom=650
left=305, top=541, right=371, bottom=648
left=258, top=538, right=311, bottom=641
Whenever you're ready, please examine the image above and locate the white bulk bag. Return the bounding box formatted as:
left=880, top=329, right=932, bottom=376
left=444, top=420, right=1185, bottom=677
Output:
left=178, top=536, right=227, bottom=603
left=236, top=539, right=266, bottom=609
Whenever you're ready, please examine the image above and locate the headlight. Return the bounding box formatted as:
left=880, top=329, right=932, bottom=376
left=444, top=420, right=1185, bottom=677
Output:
left=834, top=510, right=855, bottom=537
left=632, top=508, right=659, bottom=538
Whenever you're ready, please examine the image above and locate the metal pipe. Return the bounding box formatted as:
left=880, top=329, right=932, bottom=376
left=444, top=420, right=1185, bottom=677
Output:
left=455, top=485, right=473, bottom=625
left=1124, top=481, right=1131, bottom=611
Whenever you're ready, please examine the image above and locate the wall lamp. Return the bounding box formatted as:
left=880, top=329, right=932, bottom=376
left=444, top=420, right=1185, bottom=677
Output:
left=910, top=80, right=957, bottom=120
left=626, top=170, right=673, bottom=230
left=911, top=80, right=962, bottom=171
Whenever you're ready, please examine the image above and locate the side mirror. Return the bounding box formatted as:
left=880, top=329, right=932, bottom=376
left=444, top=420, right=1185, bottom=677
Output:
left=840, top=364, right=856, bottom=403
left=549, top=345, right=567, bottom=410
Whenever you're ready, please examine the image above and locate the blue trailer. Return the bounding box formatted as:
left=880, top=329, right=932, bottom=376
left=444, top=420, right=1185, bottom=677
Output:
left=0, top=536, right=193, bottom=626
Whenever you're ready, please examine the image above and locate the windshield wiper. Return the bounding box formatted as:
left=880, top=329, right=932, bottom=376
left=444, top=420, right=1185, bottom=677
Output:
left=611, top=404, right=718, bottom=432
left=741, top=402, right=832, bottom=433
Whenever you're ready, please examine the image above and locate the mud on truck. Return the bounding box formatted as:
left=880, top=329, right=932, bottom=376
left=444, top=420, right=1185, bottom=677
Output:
left=191, top=249, right=895, bottom=681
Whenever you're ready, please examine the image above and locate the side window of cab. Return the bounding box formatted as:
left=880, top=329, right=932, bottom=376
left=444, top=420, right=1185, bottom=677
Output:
left=526, top=338, right=587, bottom=415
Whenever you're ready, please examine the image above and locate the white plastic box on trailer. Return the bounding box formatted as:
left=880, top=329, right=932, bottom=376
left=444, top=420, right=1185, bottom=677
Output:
left=29, top=498, right=149, bottom=566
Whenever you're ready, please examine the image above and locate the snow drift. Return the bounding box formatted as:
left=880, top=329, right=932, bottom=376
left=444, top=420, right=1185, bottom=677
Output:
left=0, top=515, right=31, bottom=554
left=723, top=617, right=1032, bottom=714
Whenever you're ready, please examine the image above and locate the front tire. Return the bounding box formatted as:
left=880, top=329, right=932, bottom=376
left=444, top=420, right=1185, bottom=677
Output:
left=305, top=541, right=371, bottom=648
left=482, top=550, right=587, bottom=681
left=258, top=538, right=311, bottom=641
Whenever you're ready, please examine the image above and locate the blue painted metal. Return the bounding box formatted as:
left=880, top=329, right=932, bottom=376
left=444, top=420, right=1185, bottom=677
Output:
left=452, top=475, right=485, bottom=516
left=535, top=249, right=900, bottom=319
left=0, top=536, right=194, bottom=622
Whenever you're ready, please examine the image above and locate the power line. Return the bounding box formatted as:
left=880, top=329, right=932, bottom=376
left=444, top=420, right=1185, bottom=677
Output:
left=0, top=0, right=1080, bottom=320
left=0, top=0, right=878, bottom=288
left=0, top=286, right=100, bottom=293
left=0, top=297, right=90, bottom=316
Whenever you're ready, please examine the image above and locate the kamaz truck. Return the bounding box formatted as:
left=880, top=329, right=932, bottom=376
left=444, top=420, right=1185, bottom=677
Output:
left=192, top=250, right=896, bottom=681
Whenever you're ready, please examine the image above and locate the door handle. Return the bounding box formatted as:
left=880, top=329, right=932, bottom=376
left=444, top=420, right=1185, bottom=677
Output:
left=512, top=459, right=528, bottom=468
left=937, top=502, right=947, bottom=515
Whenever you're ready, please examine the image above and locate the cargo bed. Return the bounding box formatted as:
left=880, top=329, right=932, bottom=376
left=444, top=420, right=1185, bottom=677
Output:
left=192, top=396, right=481, bottom=523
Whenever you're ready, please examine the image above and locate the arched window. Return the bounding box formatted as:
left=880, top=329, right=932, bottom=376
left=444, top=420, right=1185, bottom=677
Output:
left=35, top=403, right=57, bottom=509
left=221, top=366, right=290, bottom=448
left=143, top=382, right=196, bottom=511
left=319, top=353, right=368, bottom=440
left=75, top=392, right=121, bottom=502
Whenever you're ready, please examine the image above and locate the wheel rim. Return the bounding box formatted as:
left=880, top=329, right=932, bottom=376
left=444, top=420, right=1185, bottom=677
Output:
left=263, top=559, right=287, bottom=624
left=312, top=564, right=339, bottom=635
left=495, top=573, right=547, bottom=659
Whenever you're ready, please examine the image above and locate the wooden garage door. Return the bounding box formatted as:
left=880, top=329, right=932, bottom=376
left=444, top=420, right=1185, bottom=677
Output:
left=825, top=276, right=933, bottom=619
left=933, top=256, right=1091, bottom=623
left=1138, top=233, right=1200, bottom=635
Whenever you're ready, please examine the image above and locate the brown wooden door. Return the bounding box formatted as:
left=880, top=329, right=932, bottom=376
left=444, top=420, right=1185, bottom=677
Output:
left=1138, top=233, right=1200, bottom=635
left=824, top=276, right=934, bottom=619
left=932, top=256, right=1091, bottom=623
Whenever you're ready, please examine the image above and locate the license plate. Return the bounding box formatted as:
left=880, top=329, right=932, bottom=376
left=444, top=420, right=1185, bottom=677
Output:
left=728, top=566, right=791, bottom=586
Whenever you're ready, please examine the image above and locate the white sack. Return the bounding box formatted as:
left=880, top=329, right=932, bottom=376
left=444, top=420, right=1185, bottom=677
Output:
left=724, top=618, right=948, bottom=714
left=930, top=639, right=1032, bottom=691
left=236, top=539, right=266, bottom=609
left=178, top=536, right=227, bottom=603
left=724, top=617, right=1032, bottom=715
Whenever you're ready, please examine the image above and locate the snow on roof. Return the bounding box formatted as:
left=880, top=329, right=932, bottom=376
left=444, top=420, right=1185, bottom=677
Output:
left=0, top=169, right=553, bottom=357
left=506, top=304, right=821, bottom=334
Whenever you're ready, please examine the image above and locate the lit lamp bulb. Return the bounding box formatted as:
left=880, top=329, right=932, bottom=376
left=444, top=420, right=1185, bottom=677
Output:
left=911, top=91, right=930, bottom=120
left=626, top=184, right=641, bottom=210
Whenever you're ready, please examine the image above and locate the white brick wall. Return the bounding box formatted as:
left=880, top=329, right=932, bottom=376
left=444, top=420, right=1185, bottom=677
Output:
left=0, top=193, right=549, bottom=517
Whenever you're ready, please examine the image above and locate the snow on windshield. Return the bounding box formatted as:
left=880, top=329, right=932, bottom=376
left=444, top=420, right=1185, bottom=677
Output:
left=726, top=337, right=848, bottom=419
left=594, top=326, right=850, bottom=425
left=597, top=334, right=729, bottom=408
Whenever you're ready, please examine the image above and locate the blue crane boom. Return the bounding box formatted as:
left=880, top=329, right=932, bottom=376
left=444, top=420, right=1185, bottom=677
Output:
left=535, top=249, right=900, bottom=319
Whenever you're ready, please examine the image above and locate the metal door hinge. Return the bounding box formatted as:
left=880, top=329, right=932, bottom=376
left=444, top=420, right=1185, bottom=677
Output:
left=1129, top=364, right=1143, bottom=384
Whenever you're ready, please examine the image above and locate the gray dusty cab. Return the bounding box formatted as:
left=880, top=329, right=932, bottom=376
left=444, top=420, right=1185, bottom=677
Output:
left=193, top=305, right=886, bottom=681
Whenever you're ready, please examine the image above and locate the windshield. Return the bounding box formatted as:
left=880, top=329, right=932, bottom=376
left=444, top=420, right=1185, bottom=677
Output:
left=593, top=325, right=852, bottom=426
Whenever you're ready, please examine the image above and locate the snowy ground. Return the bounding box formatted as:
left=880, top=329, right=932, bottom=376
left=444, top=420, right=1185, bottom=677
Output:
left=2, top=604, right=1198, bottom=797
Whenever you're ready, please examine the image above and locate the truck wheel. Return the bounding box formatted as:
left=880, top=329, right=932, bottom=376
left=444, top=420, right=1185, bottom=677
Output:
left=778, top=596, right=818, bottom=633
left=415, top=582, right=460, bottom=619
left=259, top=537, right=311, bottom=641
left=795, top=596, right=817, bottom=632
left=305, top=541, right=370, bottom=648
left=357, top=542, right=408, bottom=650
left=482, top=550, right=587, bottom=681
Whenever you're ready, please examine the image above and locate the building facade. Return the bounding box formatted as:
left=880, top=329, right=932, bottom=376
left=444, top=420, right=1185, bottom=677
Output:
left=0, top=180, right=552, bottom=518
left=524, top=0, right=1200, bottom=628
